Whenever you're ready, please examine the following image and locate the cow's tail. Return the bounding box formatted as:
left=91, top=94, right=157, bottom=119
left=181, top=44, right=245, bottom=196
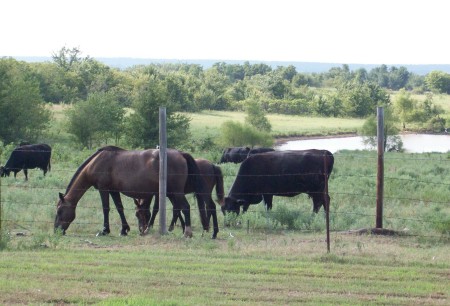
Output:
left=181, top=152, right=209, bottom=230
left=325, top=150, right=334, bottom=178
left=212, top=164, right=225, bottom=207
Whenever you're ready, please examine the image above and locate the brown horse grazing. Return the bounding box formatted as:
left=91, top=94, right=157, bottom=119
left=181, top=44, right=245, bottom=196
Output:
left=134, top=158, right=225, bottom=239
left=54, top=146, right=210, bottom=237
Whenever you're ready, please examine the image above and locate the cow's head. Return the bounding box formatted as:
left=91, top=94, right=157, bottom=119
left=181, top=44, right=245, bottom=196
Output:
left=222, top=196, right=245, bottom=215
left=133, top=199, right=151, bottom=235
left=0, top=166, right=10, bottom=177
left=54, top=193, right=76, bottom=234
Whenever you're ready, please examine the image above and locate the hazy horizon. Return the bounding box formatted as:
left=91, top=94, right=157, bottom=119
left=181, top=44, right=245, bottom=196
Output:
left=2, top=0, right=450, bottom=65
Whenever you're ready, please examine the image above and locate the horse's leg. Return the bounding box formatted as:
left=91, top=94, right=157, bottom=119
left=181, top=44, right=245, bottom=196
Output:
left=176, top=210, right=185, bottom=233
left=167, top=198, right=184, bottom=232
left=23, top=169, right=28, bottom=181
left=168, top=212, right=179, bottom=232
left=208, top=198, right=219, bottom=239
left=149, top=195, right=158, bottom=228
left=170, top=195, right=192, bottom=238
left=110, top=192, right=130, bottom=236
left=98, top=191, right=111, bottom=235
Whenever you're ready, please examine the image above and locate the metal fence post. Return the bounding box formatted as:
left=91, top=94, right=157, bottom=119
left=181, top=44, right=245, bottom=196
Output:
left=376, top=107, right=385, bottom=229
left=159, top=107, right=168, bottom=235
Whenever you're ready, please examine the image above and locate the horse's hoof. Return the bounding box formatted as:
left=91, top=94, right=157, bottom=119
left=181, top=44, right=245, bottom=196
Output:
left=96, top=231, right=109, bottom=237
left=168, top=225, right=174, bottom=232
left=184, top=227, right=193, bottom=238
left=120, top=231, right=128, bottom=236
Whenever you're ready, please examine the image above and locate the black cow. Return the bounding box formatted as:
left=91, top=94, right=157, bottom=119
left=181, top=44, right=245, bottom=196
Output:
left=0, top=144, right=52, bottom=180
left=223, top=149, right=334, bottom=215
left=219, top=147, right=251, bottom=163
left=247, top=147, right=275, bottom=157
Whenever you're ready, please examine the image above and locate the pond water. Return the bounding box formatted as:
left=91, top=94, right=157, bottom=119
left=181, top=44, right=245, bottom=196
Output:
left=276, top=134, right=450, bottom=153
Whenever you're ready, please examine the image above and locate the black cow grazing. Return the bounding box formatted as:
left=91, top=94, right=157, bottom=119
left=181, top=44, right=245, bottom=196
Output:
left=0, top=144, right=52, bottom=180
left=247, top=147, right=275, bottom=157
left=223, top=149, right=334, bottom=215
left=219, top=147, right=251, bottom=163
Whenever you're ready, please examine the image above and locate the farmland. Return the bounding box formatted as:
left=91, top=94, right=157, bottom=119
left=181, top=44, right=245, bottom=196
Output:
left=0, top=109, right=449, bottom=305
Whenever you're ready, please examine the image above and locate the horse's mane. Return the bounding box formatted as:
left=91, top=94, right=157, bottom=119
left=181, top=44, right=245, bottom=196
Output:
left=64, top=146, right=126, bottom=194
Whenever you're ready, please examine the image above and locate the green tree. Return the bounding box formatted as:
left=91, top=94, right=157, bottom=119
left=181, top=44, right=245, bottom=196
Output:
left=360, top=106, right=402, bottom=152
left=338, top=80, right=390, bottom=118
left=393, top=89, right=417, bottom=129
left=219, top=120, right=273, bottom=148
left=65, top=92, right=124, bottom=148
left=0, top=58, right=51, bottom=144
left=425, top=71, right=450, bottom=94
left=124, top=75, right=191, bottom=148
left=244, top=99, right=272, bottom=132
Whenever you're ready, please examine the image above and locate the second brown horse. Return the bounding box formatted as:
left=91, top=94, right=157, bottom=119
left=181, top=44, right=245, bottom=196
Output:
left=135, top=158, right=225, bottom=238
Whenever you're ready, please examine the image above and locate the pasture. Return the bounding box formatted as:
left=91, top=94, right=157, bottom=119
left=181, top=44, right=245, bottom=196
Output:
left=0, top=110, right=449, bottom=304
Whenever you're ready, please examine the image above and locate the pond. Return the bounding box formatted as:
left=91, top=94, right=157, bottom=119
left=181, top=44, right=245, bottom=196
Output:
left=276, top=134, right=450, bottom=153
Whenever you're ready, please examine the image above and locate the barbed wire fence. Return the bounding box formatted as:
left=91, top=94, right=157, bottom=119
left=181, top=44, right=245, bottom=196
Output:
left=0, top=152, right=449, bottom=246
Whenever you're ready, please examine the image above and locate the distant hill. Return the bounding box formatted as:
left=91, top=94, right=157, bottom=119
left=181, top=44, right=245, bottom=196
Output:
left=10, top=56, right=450, bottom=75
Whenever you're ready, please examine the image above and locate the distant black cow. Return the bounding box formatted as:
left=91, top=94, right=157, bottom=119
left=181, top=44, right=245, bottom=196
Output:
left=247, top=147, right=275, bottom=157
left=223, top=149, right=334, bottom=215
left=0, top=144, right=52, bottom=180
left=219, top=147, right=251, bottom=163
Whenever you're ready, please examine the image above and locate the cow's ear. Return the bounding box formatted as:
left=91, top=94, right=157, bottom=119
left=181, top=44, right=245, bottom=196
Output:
left=59, top=192, right=65, bottom=202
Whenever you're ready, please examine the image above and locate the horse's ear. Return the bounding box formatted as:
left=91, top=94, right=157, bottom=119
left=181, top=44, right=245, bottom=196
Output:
left=59, top=192, right=65, bottom=202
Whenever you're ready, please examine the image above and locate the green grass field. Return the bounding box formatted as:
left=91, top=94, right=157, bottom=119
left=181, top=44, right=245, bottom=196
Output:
left=187, top=111, right=365, bottom=140
left=0, top=108, right=449, bottom=305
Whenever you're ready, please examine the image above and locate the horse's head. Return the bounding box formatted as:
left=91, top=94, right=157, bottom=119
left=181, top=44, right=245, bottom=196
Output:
left=134, top=199, right=151, bottom=235
left=54, top=193, right=76, bottom=234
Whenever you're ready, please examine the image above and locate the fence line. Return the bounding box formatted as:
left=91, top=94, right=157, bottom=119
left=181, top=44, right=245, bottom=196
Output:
left=1, top=152, right=449, bottom=242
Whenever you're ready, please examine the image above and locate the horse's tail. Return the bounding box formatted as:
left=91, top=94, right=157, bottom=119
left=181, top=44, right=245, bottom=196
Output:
left=180, top=152, right=209, bottom=230
left=212, top=164, right=225, bottom=207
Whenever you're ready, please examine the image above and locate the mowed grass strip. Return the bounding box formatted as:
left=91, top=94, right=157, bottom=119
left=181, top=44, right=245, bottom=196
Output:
left=186, top=110, right=365, bottom=139
left=0, top=233, right=448, bottom=305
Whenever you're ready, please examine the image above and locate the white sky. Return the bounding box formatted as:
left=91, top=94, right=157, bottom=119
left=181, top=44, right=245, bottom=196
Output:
left=1, top=0, right=449, bottom=64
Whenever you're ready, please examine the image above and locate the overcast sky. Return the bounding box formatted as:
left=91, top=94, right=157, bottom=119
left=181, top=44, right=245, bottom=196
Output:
left=1, top=0, right=449, bottom=64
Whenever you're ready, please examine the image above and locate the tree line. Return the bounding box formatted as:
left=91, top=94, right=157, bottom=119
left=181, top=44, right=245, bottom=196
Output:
left=0, top=47, right=448, bottom=149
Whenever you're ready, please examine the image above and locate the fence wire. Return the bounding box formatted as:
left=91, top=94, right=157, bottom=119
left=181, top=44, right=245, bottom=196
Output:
left=1, top=152, right=449, bottom=241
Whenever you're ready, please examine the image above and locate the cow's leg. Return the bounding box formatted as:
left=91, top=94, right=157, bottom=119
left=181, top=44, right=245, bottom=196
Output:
left=311, top=192, right=327, bottom=213
left=98, top=191, right=111, bottom=235
left=110, top=192, right=130, bottom=236
left=263, top=194, right=273, bottom=211
left=23, top=169, right=28, bottom=181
